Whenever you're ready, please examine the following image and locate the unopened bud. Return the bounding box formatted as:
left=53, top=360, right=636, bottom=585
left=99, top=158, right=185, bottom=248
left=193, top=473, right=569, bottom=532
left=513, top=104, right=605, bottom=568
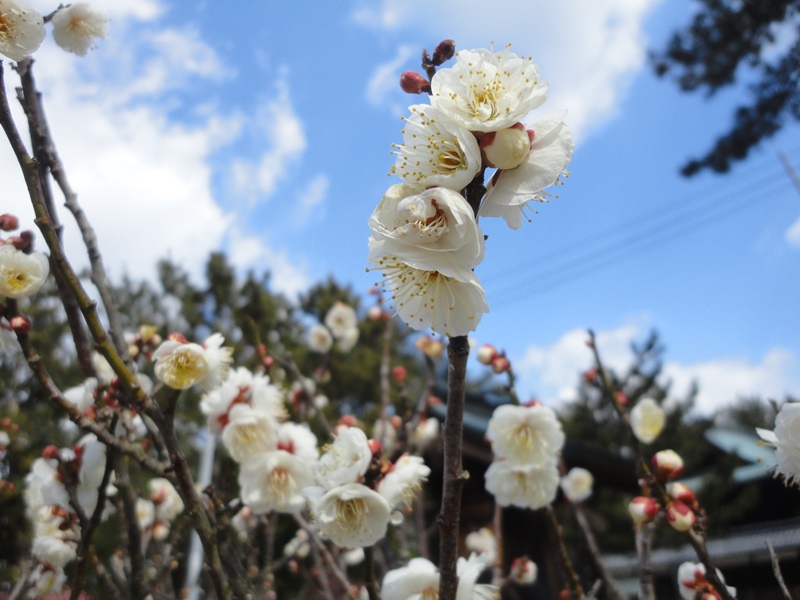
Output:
left=338, top=415, right=357, bottom=428
left=432, top=39, right=455, bottom=65
left=42, top=445, right=61, bottom=460
left=0, top=214, right=18, bottom=231
left=509, top=556, right=537, bottom=585
left=368, top=438, right=383, bottom=457
left=367, top=306, right=384, bottom=321
left=582, top=368, right=598, bottom=383
left=425, top=339, right=444, bottom=359
left=400, top=71, right=430, bottom=94
left=392, top=365, right=407, bottom=384
left=652, top=449, right=684, bottom=483
left=490, top=355, right=510, bottom=374
left=480, top=123, right=530, bottom=170
left=615, top=391, right=628, bottom=406
left=667, top=482, right=697, bottom=507
left=476, top=344, right=498, bottom=365
left=666, top=500, right=696, bottom=531
left=167, top=332, right=187, bottom=344
left=9, top=315, right=30, bottom=334
left=628, top=496, right=660, bottom=526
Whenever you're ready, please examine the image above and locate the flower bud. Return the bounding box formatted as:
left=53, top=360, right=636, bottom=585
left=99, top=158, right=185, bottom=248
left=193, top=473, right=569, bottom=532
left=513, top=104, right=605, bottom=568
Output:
left=666, top=500, right=696, bottom=531
left=367, top=306, right=384, bottom=321
left=630, top=398, right=666, bottom=444
left=480, top=123, right=530, bottom=170
left=628, top=496, right=660, bottom=526
left=667, top=482, right=697, bottom=507
left=432, top=39, right=455, bottom=65
left=0, top=214, right=18, bottom=231
left=400, top=71, right=430, bottom=94
left=368, top=438, right=383, bottom=457
left=476, top=343, right=498, bottom=365
left=509, top=556, right=537, bottom=585
left=42, top=445, right=61, bottom=460
left=652, top=449, right=684, bottom=482
left=424, top=339, right=444, bottom=359
left=615, top=391, right=628, bottom=406
left=9, top=315, right=31, bottom=334
left=392, top=365, right=407, bottom=384
left=491, top=355, right=510, bottom=374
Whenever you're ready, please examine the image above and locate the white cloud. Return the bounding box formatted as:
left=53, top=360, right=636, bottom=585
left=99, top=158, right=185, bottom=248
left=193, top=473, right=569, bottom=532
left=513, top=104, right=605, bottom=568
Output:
left=230, top=77, right=307, bottom=204
left=294, top=174, right=329, bottom=227
left=365, top=44, right=413, bottom=108
left=516, top=322, right=800, bottom=414
left=354, top=0, right=663, bottom=142
left=0, top=16, right=310, bottom=294
left=786, top=215, right=800, bottom=246
left=83, top=0, right=164, bottom=21
left=227, top=232, right=310, bottom=298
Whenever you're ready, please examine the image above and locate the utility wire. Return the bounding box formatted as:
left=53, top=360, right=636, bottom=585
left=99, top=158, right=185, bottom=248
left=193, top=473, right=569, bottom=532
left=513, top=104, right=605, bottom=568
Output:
left=485, top=150, right=798, bottom=309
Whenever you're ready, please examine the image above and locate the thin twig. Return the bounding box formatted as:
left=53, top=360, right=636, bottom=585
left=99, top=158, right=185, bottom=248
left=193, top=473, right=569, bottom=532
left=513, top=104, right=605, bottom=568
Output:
left=546, top=505, right=584, bottom=598
left=573, top=504, right=627, bottom=599
left=364, top=546, right=382, bottom=600
left=766, top=540, right=794, bottom=600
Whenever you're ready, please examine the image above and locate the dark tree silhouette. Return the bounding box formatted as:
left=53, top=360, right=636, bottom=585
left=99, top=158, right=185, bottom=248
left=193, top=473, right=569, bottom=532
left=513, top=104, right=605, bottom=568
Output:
left=652, top=0, right=800, bottom=175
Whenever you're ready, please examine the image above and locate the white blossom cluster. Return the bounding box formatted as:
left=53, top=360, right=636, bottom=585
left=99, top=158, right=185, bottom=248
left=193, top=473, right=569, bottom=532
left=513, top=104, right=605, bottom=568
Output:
left=306, top=301, right=360, bottom=353
left=0, top=0, right=107, bottom=62
left=381, top=553, right=496, bottom=600
left=305, top=426, right=431, bottom=548
left=757, top=401, right=800, bottom=486
left=368, top=44, right=574, bottom=337
left=484, top=402, right=565, bottom=510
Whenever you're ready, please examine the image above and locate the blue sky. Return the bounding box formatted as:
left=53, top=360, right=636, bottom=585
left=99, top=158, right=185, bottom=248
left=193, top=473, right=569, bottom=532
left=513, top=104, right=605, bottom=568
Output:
left=2, top=0, right=799, bottom=413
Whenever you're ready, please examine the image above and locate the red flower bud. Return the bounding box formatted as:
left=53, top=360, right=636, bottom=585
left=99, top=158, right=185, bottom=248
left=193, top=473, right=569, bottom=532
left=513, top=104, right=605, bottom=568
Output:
left=652, top=449, right=684, bottom=483
left=476, top=344, right=498, bottom=365
left=9, top=315, right=31, bottom=334
left=666, top=500, right=696, bottom=531
left=491, top=356, right=510, bottom=374
left=615, top=391, right=628, bottom=406
left=0, top=214, right=18, bottom=232
left=392, top=365, right=407, bottom=384
left=400, top=71, right=430, bottom=94
left=628, top=496, right=660, bottom=526
left=432, top=39, right=455, bottom=65
left=42, top=445, right=61, bottom=460
left=368, top=438, right=383, bottom=457
left=667, top=482, right=697, bottom=507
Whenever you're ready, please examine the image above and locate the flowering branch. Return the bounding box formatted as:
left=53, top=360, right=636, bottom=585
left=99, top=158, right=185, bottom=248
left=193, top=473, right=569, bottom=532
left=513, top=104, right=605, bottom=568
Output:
left=437, top=335, right=470, bottom=600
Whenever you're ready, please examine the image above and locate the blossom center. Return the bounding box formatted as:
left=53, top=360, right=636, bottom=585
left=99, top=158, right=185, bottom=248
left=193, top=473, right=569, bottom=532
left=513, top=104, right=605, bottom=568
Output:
left=335, top=498, right=368, bottom=531
left=267, top=467, right=296, bottom=504
left=2, top=269, right=29, bottom=291
left=161, top=351, right=208, bottom=389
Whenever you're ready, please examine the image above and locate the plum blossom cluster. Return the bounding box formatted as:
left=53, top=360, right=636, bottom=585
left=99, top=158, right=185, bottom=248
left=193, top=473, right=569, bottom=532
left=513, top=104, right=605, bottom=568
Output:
left=484, top=401, right=565, bottom=510
left=677, top=562, right=737, bottom=600
left=307, top=301, right=360, bottom=353
left=0, top=1, right=107, bottom=62
left=368, top=42, right=574, bottom=337
left=305, top=426, right=431, bottom=548
left=381, top=553, right=496, bottom=600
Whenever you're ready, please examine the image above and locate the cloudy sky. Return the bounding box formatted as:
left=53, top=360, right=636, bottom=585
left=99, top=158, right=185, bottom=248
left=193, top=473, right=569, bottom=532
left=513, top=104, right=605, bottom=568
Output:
left=2, top=0, right=799, bottom=414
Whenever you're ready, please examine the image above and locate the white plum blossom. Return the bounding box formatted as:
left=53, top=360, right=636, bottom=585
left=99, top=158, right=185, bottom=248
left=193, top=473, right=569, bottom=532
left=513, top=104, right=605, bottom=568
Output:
left=200, top=367, right=287, bottom=435
left=29, top=564, right=67, bottom=598
left=149, top=478, right=183, bottom=522
left=277, top=421, right=319, bottom=463
left=391, top=105, right=482, bottom=190
left=486, top=403, right=565, bottom=465
left=677, top=562, right=736, bottom=600
left=484, top=459, right=560, bottom=510
left=307, top=323, right=334, bottom=353
left=381, top=554, right=496, bottom=600
left=630, top=397, right=666, bottom=444
left=377, top=454, right=430, bottom=510
left=153, top=334, right=232, bottom=391
left=91, top=351, right=116, bottom=385
left=367, top=183, right=490, bottom=337
left=51, top=3, right=108, bottom=56
left=324, top=301, right=358, bottom=338
left=308, top=483, right=392, bottom=548
left=368, top=252, right=489, bottom=337
left=560, top=467, right=594, bottom=503
left=153, top=339, right=209, bottom=390
left=239, top=450, right=314, bottom=514
left=757, top=401, right=800, bottom=485
left=0, top=0, right=44, bottom=62
left=336, top=326, right=360, bottom=352
left=136, top=498, right=155, bottom=531
left=369, top=184, right=484, bottom=278
left=411, top=417, right=440, bottom=448
left=509, top=556, right=538, bottom=585
left=480, top=112, right=574, bottom=229
left=430, top=46, right=547, bottom=133
left=314, top=426, right=372, bottom=490
left=465, top=527, right=497, bottom=566
left=31, top=507, right=77, bottom=567
left=63, top=378, right=97, bottom=413
left=282, top=528, right=311, bottom=558
left=221, top=403, right=279, bottom=462
left=0, top=245, right=49, bottom=299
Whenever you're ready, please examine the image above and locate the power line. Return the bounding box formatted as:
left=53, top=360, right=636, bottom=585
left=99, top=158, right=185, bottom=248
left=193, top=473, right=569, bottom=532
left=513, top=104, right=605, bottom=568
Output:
left=485, top=152, right=798, bottom=309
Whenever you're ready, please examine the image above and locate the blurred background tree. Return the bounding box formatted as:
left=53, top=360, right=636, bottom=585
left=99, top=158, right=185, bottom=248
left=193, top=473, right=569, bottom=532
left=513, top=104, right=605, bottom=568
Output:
left=651, top=0, right=800, bottom=175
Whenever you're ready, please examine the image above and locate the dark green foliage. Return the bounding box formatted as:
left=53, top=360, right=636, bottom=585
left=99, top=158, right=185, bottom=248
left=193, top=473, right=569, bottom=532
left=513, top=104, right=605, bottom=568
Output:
left=651, top=0, right=800, bottom=175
